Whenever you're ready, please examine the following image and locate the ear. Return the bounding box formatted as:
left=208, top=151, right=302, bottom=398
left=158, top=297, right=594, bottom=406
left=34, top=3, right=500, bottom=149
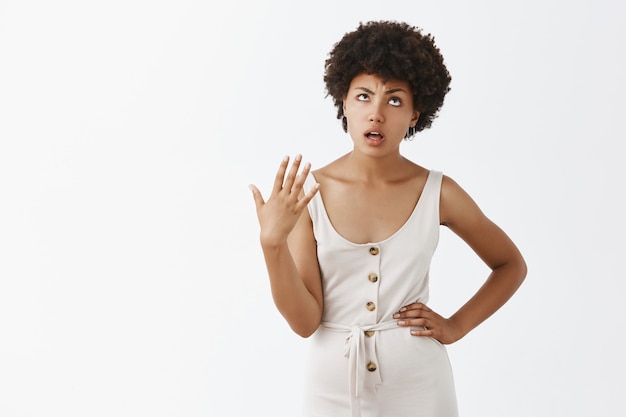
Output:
left=342, top=100, right=347, bottom=115
left=411, top=111, right=420, bottom=127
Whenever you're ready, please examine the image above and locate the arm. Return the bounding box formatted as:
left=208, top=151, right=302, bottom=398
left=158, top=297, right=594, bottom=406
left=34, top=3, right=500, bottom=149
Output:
left=395, top=175, right=527, bottom=344
left=249, top=155, right=323, bottom=338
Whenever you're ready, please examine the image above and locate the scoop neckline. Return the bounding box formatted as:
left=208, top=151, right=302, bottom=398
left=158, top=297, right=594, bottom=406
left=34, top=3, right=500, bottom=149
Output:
left=308, top=170, right=433, bottom=247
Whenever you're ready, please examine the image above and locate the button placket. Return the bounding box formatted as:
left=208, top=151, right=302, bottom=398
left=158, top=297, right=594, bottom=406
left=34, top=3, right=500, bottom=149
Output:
left=363, top=243, right=381, bottom=389
left=364, top=245, right=381, bottom=318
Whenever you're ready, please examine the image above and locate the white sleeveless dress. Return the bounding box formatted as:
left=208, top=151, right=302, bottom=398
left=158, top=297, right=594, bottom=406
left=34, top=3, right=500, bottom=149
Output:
left=302, top=170, right=458, bottom=417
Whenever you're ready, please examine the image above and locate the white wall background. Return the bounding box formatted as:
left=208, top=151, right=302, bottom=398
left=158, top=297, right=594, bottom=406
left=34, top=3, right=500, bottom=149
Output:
left=1, top=0, right=624, bottom=416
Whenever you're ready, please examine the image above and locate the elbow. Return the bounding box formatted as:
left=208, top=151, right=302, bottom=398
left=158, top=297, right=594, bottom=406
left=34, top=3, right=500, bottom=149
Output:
left=517, top=251, right=528, bottom=281
left=290, top=320, right=320, bottom=338
left=521, top=259, right=528, bottom=280
left=295, top=328, right=317, bottom=339
left=283, top=308, right=321, bottom=338
left=275, top=299, right=323, bottom=338
left=493, top=252, right=527, bottom=288
left=511, top=254, right=528, bottom=288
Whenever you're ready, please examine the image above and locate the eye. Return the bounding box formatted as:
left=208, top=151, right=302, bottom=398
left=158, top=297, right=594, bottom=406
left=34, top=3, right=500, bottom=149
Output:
left=389, top=97, right=401, bottom=107
left=357, top=93, right=369, bottom=102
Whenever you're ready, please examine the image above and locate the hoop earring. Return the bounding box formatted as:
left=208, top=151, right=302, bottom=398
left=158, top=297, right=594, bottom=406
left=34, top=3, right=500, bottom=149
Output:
left=342, top=116, right=348, bottom=132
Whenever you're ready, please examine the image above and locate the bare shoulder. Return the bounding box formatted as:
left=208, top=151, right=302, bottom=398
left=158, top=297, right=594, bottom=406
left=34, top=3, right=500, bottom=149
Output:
left=439, top=173, right=526, bottom=273
left=311, top=155, right=348, bottom=184
left=439, top=174, right=486, bottom=227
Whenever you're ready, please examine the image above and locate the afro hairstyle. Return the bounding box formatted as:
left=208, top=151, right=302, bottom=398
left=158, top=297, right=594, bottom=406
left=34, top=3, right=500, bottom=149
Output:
left=324, top=20, right=452, bottom=136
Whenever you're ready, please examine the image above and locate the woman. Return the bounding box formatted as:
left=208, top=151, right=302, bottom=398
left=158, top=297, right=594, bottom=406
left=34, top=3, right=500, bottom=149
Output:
left=249, top=20, right=526, bottom=417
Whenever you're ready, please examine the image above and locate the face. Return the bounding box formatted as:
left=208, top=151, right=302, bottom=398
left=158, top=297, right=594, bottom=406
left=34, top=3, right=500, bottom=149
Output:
left=342, top=73, right=419, bottom=155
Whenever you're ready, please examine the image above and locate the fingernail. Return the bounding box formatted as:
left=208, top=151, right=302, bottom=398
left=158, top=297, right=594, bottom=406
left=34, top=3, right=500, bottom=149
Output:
left=393, top=313, right=400, bottom=318
left=397, top=320, right=406, bottom=326
left=399, top=307, right=407, bottom=312
left=295, top=154, right=302, bottom=161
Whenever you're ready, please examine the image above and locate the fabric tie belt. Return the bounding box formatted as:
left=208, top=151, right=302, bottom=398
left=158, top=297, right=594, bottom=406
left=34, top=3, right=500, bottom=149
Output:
left=320, top=320, right=400, bottom=417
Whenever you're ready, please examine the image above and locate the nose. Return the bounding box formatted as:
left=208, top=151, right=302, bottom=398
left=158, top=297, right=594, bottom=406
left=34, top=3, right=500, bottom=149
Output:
left=368, top=102, right=385, bottom=124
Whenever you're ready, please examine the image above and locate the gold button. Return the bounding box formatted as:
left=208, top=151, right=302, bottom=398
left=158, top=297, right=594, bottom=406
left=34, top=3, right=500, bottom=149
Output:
left=368, top=273, right=378, bottom=283
left=367, top=362, right=377, bottom=372
left=366, top=301, right=376, bottom=311
left=369, top=247, right=379, bottom=256
left=364, top=330, right=375, bottom=337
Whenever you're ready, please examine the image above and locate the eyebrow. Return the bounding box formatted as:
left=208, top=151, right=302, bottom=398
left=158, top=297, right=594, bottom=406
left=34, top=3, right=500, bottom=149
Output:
left=356, top=87, right=407, bottom=95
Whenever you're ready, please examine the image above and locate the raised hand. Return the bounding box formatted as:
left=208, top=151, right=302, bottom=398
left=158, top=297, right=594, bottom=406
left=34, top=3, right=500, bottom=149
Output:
left=394, top=302, right=463, bottom=345
left=249, top=154, right=320, bottom=246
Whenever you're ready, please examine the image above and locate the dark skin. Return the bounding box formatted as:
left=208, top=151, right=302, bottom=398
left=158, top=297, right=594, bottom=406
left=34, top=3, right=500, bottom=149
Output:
left=395, top=172, right=526, bottom=343
left=249, top=74, right=526, bottom=342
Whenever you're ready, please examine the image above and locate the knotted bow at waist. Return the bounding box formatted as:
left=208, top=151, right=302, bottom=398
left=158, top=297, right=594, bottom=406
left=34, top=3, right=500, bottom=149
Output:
left=320, top=320, right=400, bottom=417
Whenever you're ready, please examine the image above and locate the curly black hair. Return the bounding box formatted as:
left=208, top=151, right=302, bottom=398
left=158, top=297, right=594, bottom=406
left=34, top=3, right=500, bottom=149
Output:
left=324, top=21, right=451, bottom=136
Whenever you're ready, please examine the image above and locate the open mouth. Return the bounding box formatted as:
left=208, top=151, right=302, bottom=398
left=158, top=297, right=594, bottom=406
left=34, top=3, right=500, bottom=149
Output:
left=365, top=131, right=384, bottom=140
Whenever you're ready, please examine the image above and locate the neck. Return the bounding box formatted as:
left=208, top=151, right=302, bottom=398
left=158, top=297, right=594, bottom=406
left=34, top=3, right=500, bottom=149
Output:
left=342, top=150, right=409, bottom=183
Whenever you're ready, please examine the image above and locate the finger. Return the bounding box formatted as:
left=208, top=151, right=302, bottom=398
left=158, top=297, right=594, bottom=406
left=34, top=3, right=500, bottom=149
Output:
left=290, top=161, right=312, bottom=199
left=400, top=302, right=431, bottom=313
left=410, top=328, right=433, bottom=337
left=295, top=181, right=320, bottom=209
left=296, top=160, right=312, bottom=183
left=283, top=154, right=303, bottom=192
left=272, top=155, right=290, bottom=195
left=395, top=304, right=429, bottom=318
left=394, top=309, right=435, bottom=323
left=411, top=302, right=431, bottom=312
left=248, top=184, right=266, bottom=208
left=396, top=317, right=429, bottom=328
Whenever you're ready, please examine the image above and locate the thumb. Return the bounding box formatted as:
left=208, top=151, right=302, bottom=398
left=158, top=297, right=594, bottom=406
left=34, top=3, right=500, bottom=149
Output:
left=248, top=184, right=265, bottom=207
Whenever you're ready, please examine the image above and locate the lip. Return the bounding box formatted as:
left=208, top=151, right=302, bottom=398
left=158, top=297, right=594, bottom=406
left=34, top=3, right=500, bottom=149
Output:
left=364, top=128, right=385, bottom=146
